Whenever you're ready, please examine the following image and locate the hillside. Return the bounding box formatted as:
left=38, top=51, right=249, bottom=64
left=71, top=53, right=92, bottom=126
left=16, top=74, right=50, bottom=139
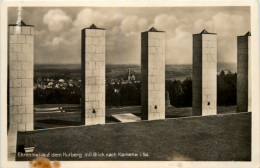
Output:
left=17, top=112, right=250, bottom=161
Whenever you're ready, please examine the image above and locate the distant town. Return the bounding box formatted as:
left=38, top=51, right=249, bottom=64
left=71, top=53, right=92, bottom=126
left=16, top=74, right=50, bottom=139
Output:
left=34, top=63, right=236, bottom=90
left=34, top=69, right=139, bottom=90
left=34, top=78, right=81, bottom=90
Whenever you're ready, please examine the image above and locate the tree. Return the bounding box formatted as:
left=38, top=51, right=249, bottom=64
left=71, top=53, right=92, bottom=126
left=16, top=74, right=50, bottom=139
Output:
left=217, top=71, right=237, bottom=106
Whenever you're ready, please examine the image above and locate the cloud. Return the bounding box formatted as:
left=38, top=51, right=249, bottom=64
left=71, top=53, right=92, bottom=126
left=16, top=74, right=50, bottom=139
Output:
left=73, top=8, right=93, bottom=28
left=120, top=16, right=148, bottom=35
left=21, top=7, right=249, bottom=65
left=149, top=14, right=192, bottom=64
left=44, top=37, right=66, bottom=46
left=35, top=29, right=47, bottom=36
left=102, top=15, right=150, bottom=64
left=194, top=12, right=250, bottom=63
left=152, top=14, right=187, bottom=33
left=166, top=28, right=192, bottom=64
left=43, top=9, right=72, bottom=32
left=73, top=8, right=122, bottom=29
left=73, top=9, right=150, bottom=64
left=194, top=13, right=247, bottom=36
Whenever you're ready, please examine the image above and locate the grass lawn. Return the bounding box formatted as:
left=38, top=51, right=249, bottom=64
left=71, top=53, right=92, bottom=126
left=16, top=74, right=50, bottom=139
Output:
left=17, top=112, right=251, bottom=161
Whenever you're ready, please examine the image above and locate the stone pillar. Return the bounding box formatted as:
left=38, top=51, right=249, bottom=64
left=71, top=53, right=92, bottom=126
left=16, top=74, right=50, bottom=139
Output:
left=141, top=27, right=165, bottom=120
left=81, top=24, right=105, bottom=125
left=165, top=91, right=171, bottom=107
left=8, top=20, right=34, bottom=159
left=192, top=29, right=217, bottom=116
left=237, top=32, right=251, bottom=112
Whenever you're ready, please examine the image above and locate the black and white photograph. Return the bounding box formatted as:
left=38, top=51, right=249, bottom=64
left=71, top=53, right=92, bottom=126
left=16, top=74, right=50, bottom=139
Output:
left=1, top=1, right=259, bottom=168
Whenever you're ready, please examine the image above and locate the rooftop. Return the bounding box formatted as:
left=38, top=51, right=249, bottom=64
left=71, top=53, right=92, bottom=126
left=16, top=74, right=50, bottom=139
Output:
left=82, top=24, right=105, bottom=30
left=245, top=31, right=251, bottom=36
left=142, top=27, right=164, bottom=33
left=9, top=20, right=34, bottom=27
left=238, top=31, right=251, bottom=37
left=194, top=29, right=216, bottom=35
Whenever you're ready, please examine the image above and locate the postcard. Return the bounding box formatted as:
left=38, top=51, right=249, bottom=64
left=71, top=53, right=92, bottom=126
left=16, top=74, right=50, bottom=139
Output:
left=1, top=1, right=259, bottom=168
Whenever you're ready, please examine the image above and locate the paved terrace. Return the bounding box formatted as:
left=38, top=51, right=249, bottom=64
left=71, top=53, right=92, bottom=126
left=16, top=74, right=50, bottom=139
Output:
left=34, top=105, right=237, bottom=129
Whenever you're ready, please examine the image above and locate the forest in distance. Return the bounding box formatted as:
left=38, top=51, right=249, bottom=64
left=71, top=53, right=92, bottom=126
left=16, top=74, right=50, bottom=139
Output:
left=34, top=63, right=237, bottom=107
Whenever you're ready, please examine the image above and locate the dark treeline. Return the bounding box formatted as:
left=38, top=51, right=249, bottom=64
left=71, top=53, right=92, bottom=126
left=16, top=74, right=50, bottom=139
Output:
left=106, top=83, right=141, bottom=106
left=34, top=70, right=236, bottom=107
left=34, top=86, right=80, bottom=105
left=166, top=78, right=192, bottom=107
left=165, top=71, right=236, bottom=107
left=217, top=71, right=237, bottom=106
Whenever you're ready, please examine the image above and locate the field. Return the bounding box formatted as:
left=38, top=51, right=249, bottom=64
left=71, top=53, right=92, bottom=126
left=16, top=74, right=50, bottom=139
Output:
left=17, top=112, right=251, bottom=161
left=35, top=63, right=236, bottom=81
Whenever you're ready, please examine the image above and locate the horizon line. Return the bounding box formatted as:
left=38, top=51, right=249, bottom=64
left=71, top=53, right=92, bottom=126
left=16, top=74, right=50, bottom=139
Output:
left=34, top=62, right=237, bottom=65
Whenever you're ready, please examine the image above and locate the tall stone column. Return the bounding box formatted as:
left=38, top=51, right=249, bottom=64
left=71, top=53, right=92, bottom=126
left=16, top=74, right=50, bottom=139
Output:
left=81, top=24, right=105, bottom=125
left=192, top=29, right=217, bottom=116
left=141, top=27, right=165, bottom=120
left=237, top=32, right=251, bottom=112
left=8, top=20, right=34, bottom=159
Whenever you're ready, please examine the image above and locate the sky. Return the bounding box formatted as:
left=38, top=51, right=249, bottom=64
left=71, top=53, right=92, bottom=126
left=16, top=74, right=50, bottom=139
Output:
left=8, top=7, right=250, bottom=65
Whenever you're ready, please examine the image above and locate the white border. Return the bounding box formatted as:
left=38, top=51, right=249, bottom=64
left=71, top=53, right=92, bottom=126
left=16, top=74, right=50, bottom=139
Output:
left=1, top=1, right=259, bottom=168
